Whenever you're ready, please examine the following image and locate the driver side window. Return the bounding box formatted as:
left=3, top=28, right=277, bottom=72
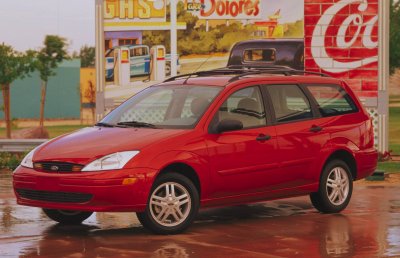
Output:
left=215, top=86, right=266, bottom=129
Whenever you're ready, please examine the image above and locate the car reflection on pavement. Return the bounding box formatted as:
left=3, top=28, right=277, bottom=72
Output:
left=1, top=169, right=400, bottom=257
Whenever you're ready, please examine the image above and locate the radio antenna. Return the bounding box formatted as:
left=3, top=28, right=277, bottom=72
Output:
left=183, top=55, right=213, bottom=84
left=192, top=55, right=213, bottom=74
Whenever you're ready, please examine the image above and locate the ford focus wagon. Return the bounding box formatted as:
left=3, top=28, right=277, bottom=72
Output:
left=13, top=68, right=378, bottom=234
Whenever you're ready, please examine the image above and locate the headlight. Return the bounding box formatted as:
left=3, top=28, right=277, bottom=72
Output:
left=81, top=151, right=140, bottom=172
left=21, top=148, right=36, bottom=169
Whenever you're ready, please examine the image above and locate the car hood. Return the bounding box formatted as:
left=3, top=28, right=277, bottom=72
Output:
left=33, top=127, right=185, bottom=164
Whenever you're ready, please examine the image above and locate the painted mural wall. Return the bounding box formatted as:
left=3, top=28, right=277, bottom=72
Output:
left=304, top=0, right=379, bottom=99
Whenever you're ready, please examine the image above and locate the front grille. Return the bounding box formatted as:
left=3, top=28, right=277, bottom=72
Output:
left=16, top=189, right=93, bottom=203
left=33, top=162, right=84, bottom=173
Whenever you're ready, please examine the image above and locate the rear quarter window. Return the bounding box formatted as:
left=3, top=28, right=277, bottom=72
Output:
left=265, top=85, right=313, bottom=123
left=306, top=85, right=358, bottom=117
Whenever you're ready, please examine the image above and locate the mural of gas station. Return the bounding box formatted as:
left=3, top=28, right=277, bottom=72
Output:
left=102, top=0, right=304, bottom=90
left=97, top=0, right=388, bottom=152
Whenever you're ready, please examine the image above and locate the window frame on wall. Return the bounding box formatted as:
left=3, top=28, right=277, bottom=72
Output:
left=118, top=38, right=138, bottom=46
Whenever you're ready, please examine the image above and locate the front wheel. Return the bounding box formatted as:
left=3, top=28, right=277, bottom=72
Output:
left=137, top=173, right=199, bottom=234
left=42, top=209, right=93, bottom=224
left=310, top=160, right=353, bottom=213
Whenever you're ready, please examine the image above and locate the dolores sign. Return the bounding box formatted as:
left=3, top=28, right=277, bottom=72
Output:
left=188, top=0, right=261, bottom=20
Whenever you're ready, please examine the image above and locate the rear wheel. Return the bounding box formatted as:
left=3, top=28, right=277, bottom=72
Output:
left=42, top=209, right=93, bottom=224
left=310, top=160, right=353, bottom=213
left=137, top=172, right=199, bottom=234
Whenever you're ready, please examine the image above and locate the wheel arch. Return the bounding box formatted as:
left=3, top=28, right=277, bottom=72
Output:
left=323, top=149, right=357, bottom=181
left=157, top=162, right=201, bottom=196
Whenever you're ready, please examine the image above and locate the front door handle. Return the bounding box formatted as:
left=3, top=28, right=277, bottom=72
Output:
left=310, top=125, right=323, bottom=132
left=256, top=134, right=271, bottom=142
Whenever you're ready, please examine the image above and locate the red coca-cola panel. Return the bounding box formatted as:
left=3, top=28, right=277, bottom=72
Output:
left=304, top=0, right=379, bottom=98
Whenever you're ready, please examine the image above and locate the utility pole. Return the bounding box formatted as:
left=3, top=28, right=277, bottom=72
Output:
left=170, top=0, right=178, bottom=77
left=95, top=0, right=105, bottom=121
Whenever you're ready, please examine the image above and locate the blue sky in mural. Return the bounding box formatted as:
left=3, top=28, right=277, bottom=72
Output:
left=260, top=0, right=304, bottom=23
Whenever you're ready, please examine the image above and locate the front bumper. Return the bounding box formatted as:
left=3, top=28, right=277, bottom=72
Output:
left=13, top=166, right=157, bottom=212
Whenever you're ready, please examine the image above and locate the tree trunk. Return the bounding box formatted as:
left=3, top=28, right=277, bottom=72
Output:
left=2, top=84, right=11, bottom=138
left=39, top=80, right=47, bottom=130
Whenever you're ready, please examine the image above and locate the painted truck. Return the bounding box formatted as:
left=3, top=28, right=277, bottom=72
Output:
left=227, top=39, right=305, bottom=70
left=105, top=44, right=181, bottom=80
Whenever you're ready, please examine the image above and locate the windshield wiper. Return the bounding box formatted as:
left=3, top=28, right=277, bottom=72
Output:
left=95, top=122, right=116, bottom=128
left=116, top=121, right=159, bottom=129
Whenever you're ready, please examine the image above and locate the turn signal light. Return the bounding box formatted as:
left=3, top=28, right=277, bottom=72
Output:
left=122, top=178, right=137, bottom=185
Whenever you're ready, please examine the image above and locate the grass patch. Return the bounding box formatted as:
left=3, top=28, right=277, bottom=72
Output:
left=377, top=161, right=400, bottom=174
left=43, top=125, right=88, bottom=138
left=389, top=107, right=400, bottom=155
left=0, top=125, right=88, bottom=139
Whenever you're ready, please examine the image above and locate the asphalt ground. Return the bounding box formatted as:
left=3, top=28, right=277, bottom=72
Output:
left=1, top=171, right=400, bottom=258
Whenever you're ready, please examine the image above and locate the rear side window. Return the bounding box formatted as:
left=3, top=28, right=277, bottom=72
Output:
left=266, top=85, right=313, bottom=123
left=306, top=85, right=358, bottom=117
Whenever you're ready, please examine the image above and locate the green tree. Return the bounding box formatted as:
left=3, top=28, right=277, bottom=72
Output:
left=284, top=20, right=305, bottom=38
left=390, top=0, right=400, bottom=74
left=80, top=45, right=95, bottom=68
left=0, top=44, right=34, bottom=138
left=35, top=35, right=68, bottom=129
left=143, top=1, right=198, bottom=51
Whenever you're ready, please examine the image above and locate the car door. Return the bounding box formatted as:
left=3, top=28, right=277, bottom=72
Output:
left=205, top=86, right=280, bottom=198
left=263, top=84, right=331, bottom=188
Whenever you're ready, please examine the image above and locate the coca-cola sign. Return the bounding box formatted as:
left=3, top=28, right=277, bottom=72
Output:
left=310, top=0, right=378, bottom=73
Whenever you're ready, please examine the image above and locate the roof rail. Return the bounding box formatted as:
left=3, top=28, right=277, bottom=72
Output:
left=163, top=66, right=330, bottom=83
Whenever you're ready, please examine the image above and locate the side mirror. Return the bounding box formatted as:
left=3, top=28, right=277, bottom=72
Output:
left=216, top=119, right=243, bottom=133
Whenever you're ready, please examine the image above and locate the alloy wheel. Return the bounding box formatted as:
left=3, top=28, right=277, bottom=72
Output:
left=149, top=182, right=191, bottom=227
left=326, top=167, right=350, bottom=206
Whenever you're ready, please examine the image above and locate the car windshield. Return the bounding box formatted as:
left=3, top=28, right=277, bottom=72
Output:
left=100, top=85, right=222, bottom=129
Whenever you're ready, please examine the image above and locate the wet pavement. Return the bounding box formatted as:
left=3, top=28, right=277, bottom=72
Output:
left=1, top=170, right=400, bottom=258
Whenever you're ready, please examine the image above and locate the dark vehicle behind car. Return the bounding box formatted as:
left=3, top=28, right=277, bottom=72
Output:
left=228, top=39, right=304, bottom=70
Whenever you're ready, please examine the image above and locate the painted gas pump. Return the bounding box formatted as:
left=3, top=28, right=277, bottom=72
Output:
left=150, top=45, right=166, bottom=81
left=114, top=46, right=131, bottom=86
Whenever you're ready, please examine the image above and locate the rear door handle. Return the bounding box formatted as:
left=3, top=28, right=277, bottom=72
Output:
left=310, top=125, right=323, bottom=132
left=256, top=134, right=271, bottom=142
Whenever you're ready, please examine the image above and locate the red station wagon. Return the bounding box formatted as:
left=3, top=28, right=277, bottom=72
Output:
left=13, top=68, right=378, bottom=234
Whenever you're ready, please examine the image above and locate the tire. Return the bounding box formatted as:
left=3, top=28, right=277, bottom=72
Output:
left=310, top=160, right=353, bottom=213
left=42, top=209, right=93, bottom=224
left=136, top=172, right=199, bottom=234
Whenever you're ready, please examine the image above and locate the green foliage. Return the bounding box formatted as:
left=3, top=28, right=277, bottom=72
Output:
left=284, top=20, right=304, bottom=38
left=0, top=152, right=25, bottom=170
left=0, top=43, right=34, bottom=85
left=377, top=161, right=400, bottom=173
left=143, top=3, right=256, bottom=55
left=35, top=35, right=69, bottom=82
left=143, top=2, right=198, bottom=51
left=80, top=45, right=95, bottom=68
left=390, top=0, right=400, bottom=74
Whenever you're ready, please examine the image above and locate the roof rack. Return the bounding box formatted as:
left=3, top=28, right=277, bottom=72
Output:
left=163, top=65, right=330, bottom=83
